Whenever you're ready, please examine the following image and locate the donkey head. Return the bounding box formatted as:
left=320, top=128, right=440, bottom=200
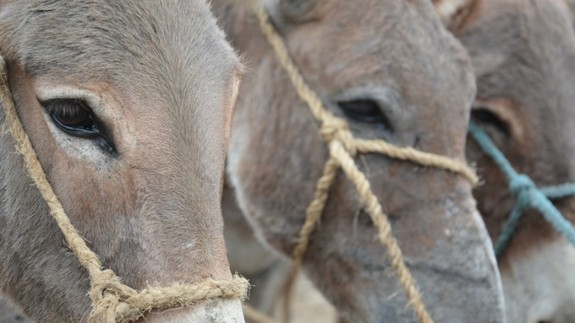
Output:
left=438, top=0, right=575, bottom=321
left=218, top=0, right=505, bottom=321
left=0, top=0, right=243, bottom=321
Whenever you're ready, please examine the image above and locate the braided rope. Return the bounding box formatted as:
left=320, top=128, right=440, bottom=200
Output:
left=245, top=2, right=480, bottom=323
left=291, top=157, right=340, bottom=268
left=468, top=122, right=575, bottom=258
left=0, top=57, right=249, bottom=322
left=329, top=141, right=432, bottom=321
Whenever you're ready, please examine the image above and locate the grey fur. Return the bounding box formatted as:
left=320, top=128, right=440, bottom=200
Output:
left=214, top=0, right=506, bottom=322
left=0, top=0, right=242, bottom=321
left=454, top=0, right=575, bottom=321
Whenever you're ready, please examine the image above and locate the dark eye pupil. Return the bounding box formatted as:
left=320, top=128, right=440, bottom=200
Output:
left=43, top=99, right=94, bottom=130
left=338, top=99, right=379, bottom=120
left=471, top=108, right=510, bottom=136
left=53, top=104, right=92, bottom=128
left=336, top=99, right=393, bottom=131
left=40, top=98, right=117, bottom=155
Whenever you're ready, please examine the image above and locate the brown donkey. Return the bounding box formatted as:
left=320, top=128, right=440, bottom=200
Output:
left=214, top=0, right=506, bottom=322
left=436, top=0, right=575, bottom=322
left=0, top=0, right=244, bottom=321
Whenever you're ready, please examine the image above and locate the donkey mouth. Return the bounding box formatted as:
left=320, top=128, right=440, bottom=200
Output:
left=346, top=247, right=492, bottom=287
left=336, top=194, right=505, bottom=322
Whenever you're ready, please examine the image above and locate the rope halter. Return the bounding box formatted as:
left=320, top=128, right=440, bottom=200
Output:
left=246, top=2, right=479, bottom=323
left=0, top=56, right=249, bottom=322
left=468, top=122, right=575, bottom=258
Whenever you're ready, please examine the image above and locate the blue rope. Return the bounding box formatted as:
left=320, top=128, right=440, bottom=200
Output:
left=541, top=183, right=575, bottom=199
left=468, top=122, right=575, bottom=258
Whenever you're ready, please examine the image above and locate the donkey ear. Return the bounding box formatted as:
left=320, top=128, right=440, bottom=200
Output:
left=432, top=0, right=477, bottom=30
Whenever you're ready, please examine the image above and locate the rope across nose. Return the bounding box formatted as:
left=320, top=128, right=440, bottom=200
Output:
left=246, top=1, right=480, bottom=322
left=0, top=57, right=249, bottom=322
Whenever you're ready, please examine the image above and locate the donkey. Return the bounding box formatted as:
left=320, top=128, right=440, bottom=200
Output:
left=435, top=0, right=575, bottom=322
left=213, top=0, right=506, bottom=322
left=0, top=0, right=243, bottom=321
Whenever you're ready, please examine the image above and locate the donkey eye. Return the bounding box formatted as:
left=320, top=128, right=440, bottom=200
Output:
left=46, top=99, right=93, bottom=129
left=41, top=98, right=117, bottom=155
left=471, top=107, right=510, bottom=136
left=337, top=99, right=393, bottom=130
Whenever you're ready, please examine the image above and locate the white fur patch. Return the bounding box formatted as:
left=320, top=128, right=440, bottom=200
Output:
left=145, top=299, right=245, bottom=322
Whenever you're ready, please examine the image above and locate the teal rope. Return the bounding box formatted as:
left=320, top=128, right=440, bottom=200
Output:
left=541, top=184, right=575, bottom=199
left=468, top=122, right=575, bottom=258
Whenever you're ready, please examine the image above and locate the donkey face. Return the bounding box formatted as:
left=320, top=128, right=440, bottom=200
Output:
left=0, top=0, right=242, bottom=321
left=218, top=0, right=505, bottom=321
left=449, top=0, right=575, bottom=321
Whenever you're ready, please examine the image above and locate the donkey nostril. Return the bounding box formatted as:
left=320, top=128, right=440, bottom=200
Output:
left=537, top=320, right=552, bottom=323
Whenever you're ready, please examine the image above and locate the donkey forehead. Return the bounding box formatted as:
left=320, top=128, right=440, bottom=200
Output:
left=1, top=0, right=239, bottom=94
left=307, top=0, right=475, bottom=113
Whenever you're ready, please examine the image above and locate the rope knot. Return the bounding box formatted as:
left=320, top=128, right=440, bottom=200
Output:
left=89, top=292, right=122, bottom=323
left=510, top=174, right=536, bottom=197
left=91, top=269, right=132, bottom=299
left=320, top=117, right=357, bottom=155
left=88, top=269, right=138, bottom=322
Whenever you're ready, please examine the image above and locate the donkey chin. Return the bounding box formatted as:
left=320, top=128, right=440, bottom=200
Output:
left=142, top=299, right=245, bottom=323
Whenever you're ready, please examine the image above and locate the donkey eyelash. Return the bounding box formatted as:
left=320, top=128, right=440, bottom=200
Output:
left=40, top=98, right=118, bottom=156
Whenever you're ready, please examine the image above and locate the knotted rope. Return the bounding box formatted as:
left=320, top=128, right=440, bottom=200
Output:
left=245, top=2, right=479, bottom=323
left=0, top=57, right=249, bottom=322
left=468, top=122, right=575, bottom=258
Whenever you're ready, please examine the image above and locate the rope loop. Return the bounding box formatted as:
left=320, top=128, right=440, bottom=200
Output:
left=89, top=269, right=133, bottom=303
